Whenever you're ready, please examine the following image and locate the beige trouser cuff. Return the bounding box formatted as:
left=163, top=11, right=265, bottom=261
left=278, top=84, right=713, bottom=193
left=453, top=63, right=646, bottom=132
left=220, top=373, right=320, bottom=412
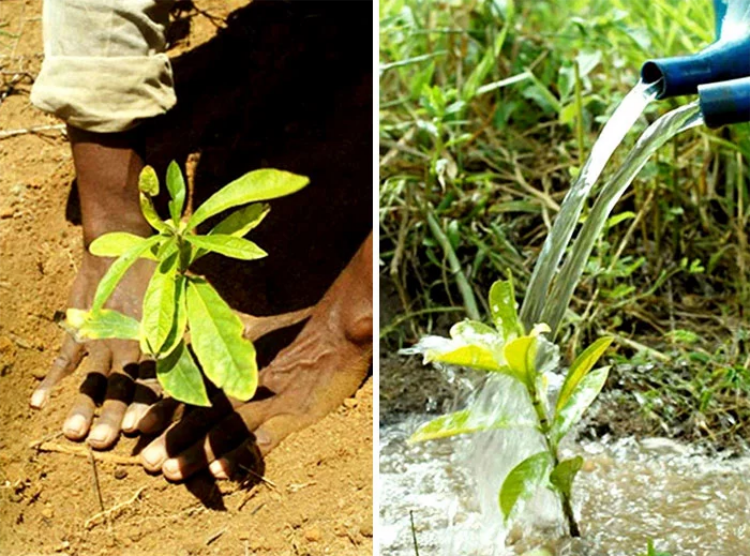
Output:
left=31, top=54, right=176, bottom=133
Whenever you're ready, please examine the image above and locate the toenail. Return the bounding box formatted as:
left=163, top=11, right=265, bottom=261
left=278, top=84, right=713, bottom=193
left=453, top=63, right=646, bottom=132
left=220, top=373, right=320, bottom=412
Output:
left=63, top=414, right=87, bottom=437
left=163, top=458, right=181, bottom=478
left=256, top=430, right=272, bottom=446
left=30, top=390, right=47, bottom=409
left=88, top=426, right=109, bottom=444
left=122, top=412, right=136, bottom=431
left=142, top=446, right=165, bottom=467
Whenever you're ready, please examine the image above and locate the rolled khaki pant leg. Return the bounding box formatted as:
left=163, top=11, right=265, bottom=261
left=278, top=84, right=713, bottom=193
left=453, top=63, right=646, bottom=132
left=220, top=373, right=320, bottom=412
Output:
left=31, top=0, right=177, bottom=133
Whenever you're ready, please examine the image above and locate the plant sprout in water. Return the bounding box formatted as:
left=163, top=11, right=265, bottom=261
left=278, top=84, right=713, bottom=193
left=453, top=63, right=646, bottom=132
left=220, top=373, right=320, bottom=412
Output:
left=408, top=275, right=612, bottom=537
left=66, top=162, right=309, bottom=407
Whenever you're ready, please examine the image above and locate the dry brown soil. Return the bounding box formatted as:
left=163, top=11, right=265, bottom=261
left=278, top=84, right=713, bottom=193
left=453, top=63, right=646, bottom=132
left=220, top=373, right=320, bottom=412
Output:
left=0, top=1, right=373, bottom=555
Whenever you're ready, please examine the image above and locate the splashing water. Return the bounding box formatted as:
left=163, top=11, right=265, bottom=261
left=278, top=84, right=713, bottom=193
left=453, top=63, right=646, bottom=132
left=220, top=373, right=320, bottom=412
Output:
left=541, top=102, right=704, bottom=335
left=520, top=80, right=661, bottom=330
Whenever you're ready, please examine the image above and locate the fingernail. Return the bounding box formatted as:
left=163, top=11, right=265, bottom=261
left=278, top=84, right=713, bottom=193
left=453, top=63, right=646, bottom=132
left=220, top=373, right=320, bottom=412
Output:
left=88, top=425, right=110, bottom=444
left=30, top=390, right=47, bottom=409
left=209, top=459, right=228, bottom=480
left=163, top=458, right=181, bottom=479
left=63, top=414, right=87, bottom=438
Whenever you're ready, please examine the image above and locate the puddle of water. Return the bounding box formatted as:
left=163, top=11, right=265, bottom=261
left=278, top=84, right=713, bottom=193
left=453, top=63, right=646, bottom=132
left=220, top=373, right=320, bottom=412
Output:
left=380, top=415, right=750, bottom=556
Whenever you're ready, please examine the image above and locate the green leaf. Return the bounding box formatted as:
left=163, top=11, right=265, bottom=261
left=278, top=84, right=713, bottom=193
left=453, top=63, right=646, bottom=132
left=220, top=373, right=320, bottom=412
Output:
left=555, top=336, right=613, bottom=413
left=209, top=203, right=270, bottom=237
left=426, top=344, right=503, bottom=372
left=187, top=169, right=309, bottom=229
left=503, top=335, right=537, bottom=387
left=186, top=277, right=258, bottom=401
left=409, top=408, right=536, bottom=444
left=158, top=274, right=188, bottom=358
left=185, top=234, right=267, bottom=260
left=166, top=161, right=186, bottom=223
left=89, top=232, right=157, bottom=260
left=489, top=277, right=524, bottom=339
left=550, top=366, right=610, bottom=446
left=67, top=309, right=140, bottom=341
left=140, top=193, right=169, bottom=233
left=549, top=456, right=583, bottom=500
left=156, top=340, right=210, bottom=407
left=91, top=236, right=161, bottom=313
left=139, top=166, right=159, bottom=196
left=141, top=253, right=179, bottom=355
left=499, top=451, right=553, bottom=522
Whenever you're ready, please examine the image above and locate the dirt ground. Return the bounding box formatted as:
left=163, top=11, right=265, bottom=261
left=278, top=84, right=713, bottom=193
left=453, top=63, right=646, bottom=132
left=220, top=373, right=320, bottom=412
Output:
left=0, top=1, right=373, bottom=555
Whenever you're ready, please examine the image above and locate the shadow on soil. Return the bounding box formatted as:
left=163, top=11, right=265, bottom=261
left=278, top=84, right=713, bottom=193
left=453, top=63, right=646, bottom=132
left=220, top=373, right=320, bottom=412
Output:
left=66, top=0, right=373, bottom=508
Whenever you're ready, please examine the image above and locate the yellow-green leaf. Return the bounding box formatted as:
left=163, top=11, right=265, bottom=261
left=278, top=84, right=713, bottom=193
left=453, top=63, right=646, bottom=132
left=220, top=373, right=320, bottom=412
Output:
left=91, top=236, right=161, bottom=313
left=499, top=451, right=552, bottom=522
left=156, top=340, right=210, bottom=407
left=187, top=169, right=309, bottom=229
left=89, top=232, right=156, bottom=260
left=550, top=366, right=610, bottom=447
left=166, top=161, right=186, bottom=223
left=140, top=193, right=169, bottom=233
left=186, top=277, right=258, bottom=401
left=426, top=344, right=503, bottom=372
left=409, top=408, right=536, bottom=444
left=68, top=309, right=140, bottom=341
left=141, top=253, right=179, bottom=355
left=549, top=456, right=583, bottom=500
left=503, top=335, right=537, bottom=386
left=555, top=336, right=613, bottom=413
left=157, top=274, right=188, bottom=359
left=139, top=165, right=159, bottom=196
left=185, top=234, right=267, bottom=260
left=489, top=277, right=524, bottom=339
left=209, top=203, right=270, bottom=237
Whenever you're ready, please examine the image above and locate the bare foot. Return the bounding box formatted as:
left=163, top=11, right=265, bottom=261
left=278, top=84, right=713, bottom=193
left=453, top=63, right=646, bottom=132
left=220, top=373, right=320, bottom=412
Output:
left=138, top=233, right=373, bottom=481
left=30, top=127, right=160, bottom=450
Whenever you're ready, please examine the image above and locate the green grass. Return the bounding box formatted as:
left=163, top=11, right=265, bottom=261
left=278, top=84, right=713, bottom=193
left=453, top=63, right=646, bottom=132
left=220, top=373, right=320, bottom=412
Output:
left=380, top=0, right=750, bottom=445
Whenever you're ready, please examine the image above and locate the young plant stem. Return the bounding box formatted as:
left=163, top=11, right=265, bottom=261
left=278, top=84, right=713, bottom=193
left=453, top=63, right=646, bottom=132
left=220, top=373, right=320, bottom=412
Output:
left=530, top=380, right=581, bottom=538
left=560, top=483, right=581, bottom=538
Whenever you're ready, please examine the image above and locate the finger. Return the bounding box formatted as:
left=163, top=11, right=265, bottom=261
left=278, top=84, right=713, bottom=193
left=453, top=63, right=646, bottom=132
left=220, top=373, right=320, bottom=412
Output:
left=30, top=334, right=85, bottom=409
left=254, top=413, right=315, bottom=457
left=238, top=307, right=313, bottom=342
left=140, top=395, right=237, bottom=472
left=88, top=370, right=136, bottom=449
left=136, top=397, right=182, bottom=435
left=122, top=369, right=162, bottom=434
left=162, top=409, right=268, bottom=482
left=208, top=439, right=264, bottom=481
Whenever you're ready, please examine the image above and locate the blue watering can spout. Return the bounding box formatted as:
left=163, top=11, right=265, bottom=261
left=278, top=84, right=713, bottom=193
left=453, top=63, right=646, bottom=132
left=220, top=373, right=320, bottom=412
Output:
left=699, top=76, right=750, bottom=127
left=641, top=0, right=750, bottom=99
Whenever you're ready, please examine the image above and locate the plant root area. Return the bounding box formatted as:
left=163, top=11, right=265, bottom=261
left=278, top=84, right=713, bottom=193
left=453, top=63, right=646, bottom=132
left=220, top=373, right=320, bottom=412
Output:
left=0, top=1, right=373, bottom=554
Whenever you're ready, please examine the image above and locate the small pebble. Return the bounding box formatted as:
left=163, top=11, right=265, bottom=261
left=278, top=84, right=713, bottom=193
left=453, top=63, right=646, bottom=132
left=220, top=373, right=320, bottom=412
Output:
left=114, top=468, right=128, bottom=480
left=343, top=398, right=358, bottom=409
left=303, top=527, right=321, bottom=542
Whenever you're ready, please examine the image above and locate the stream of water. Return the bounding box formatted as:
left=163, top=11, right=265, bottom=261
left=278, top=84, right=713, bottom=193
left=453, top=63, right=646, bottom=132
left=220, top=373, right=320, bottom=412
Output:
left=519, top=80, right=661, bottom=331
left=540, top=102, right=705, bottom=336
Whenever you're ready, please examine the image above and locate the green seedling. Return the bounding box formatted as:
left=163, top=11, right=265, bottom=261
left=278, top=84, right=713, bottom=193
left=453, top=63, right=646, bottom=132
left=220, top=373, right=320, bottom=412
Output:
left=408, top=275, right=612, bottom=538
left=66, top=162, right=309, bottom=407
